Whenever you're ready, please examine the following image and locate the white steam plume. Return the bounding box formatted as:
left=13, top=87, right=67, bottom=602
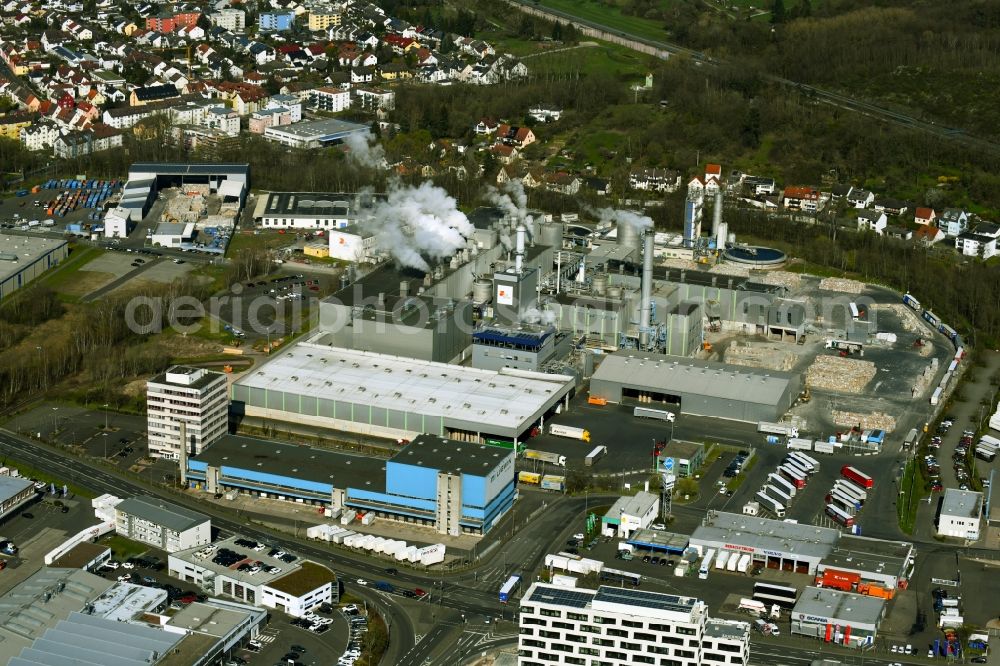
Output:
left=364, top=181, right=474, bottom=272
left=486, top=180, right=535, bottom=236
left=344, top=132, right=386, bottom=169
left=521, top=306, right=557, bottom=326
left=591, top=207, right=654, bottom=232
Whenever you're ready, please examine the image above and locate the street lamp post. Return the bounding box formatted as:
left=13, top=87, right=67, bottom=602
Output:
left=103, top=404, right=109, bottom=431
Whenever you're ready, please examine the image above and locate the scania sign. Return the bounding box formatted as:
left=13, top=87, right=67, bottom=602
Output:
left=797, top=613, right=829, bottom=624
left=724, top=543, right=755, bottom=553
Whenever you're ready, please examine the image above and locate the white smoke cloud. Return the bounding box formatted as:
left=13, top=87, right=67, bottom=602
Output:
left=592, top=207, right=654, bottom=232
left=363, top=181, right=474, bottom=272
left=343, top=132, right=386, bottom=170
left=521, top=306, right=557, bottom=326
left=486, top=180, right=535, bottom=237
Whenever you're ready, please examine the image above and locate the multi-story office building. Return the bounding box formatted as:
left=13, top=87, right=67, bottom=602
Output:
left=518, top=583, right=750, bottom=666
left=146, top=365, right=228, bottom=459
left=114, top=495, right=211, bottom=553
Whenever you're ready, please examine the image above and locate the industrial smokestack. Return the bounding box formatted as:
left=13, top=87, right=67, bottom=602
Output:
left=639, top=230, right=654, bottom=348
left=576, top=255, right=586, bottom=284
left=400, top=280, right=409, bottom=297
left=515, top=223, right=526, bottom=274
left=712, top=191, right=723, bottom=235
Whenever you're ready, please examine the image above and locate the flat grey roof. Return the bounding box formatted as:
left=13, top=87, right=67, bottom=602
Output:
left=396, top=434, right=513, bottom=478
left=691, top=511, right=839, bottom=561
left=115, top=496, right=209, bottom=533
left=523, top=583, right=703, bottom=622
left=941, top=488, right=982, bottom=519
left=792, top=586, right=885, bottom=624
left=257, top=191, right=380, bottom=219
left=148, top=365, right=223, bottom=391
left=192, top=434, right=388, bottom=493
left=0, top=235, right=67, bottom=284
left=170, top=535, right=302, bottom=588
left=606, top=492, right=658, bottom=521
left=0, top=475, right=33, bottom=502
left=705, top=618, right=750, bottom=640
left=265, top=118, right=369, bottom=140
left=593, top=351, right=799, bottom=405
left=233, top=341, right=575, bottom=433
left=823, top=535, right=913, bottom=577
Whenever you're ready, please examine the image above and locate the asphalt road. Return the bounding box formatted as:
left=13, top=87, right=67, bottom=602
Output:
left=507, top=0, right=1000, bottom=157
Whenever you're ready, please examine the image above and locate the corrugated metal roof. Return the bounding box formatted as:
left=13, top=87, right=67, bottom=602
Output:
left=592, top=351, right=797, bottom=405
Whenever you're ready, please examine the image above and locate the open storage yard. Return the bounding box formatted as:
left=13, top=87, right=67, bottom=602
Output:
left=806, top=354, right=877, bottom=393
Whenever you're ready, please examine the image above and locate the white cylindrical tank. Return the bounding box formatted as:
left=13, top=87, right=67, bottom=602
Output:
left=592, top=274, right=608, bottom=296
left=473, top=279, right=492, bottom=304
left=607, top=286, right=623, bottom=299
left=728, top=232, right=736, bottom=244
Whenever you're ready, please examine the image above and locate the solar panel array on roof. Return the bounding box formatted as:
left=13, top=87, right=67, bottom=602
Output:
left=594, top=586, right=696, bottom=613
left=472, top=328, right=552, bottom=349
left=526, top=585, right=594, bottom=609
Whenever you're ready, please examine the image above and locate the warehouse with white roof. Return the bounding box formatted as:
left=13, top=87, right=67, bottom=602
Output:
left=588, top=351, right=803, bottom=422
left=231, top=340, right=576, bottom=442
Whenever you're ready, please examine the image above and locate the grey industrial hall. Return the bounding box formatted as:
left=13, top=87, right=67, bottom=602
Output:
left=588, top=351, right=803, bottom=422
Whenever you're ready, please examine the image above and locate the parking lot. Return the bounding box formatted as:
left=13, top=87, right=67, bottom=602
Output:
left=215, top=271, right=336, bottom=341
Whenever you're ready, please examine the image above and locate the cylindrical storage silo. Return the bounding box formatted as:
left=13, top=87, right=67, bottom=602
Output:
left=617, top=222, right=641, bottom=258
left=539, top=221, right=564, bottom=248
left=592, top=274, right=608, bottom=296
left=607, top=286, right=623, bottom=300
left=473, top=279, right=493, bottom=304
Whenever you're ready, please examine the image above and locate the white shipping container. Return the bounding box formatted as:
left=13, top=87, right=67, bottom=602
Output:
left=787, top=438, right=813, bottom=451
left=930, top=387, right=942, bottom=405
left=419, top=543, right=446, bottom=566
left=545, top=554, right=572, bottom=570
left=726, top=552, right=740, bottom=572
left=715, top=550, right=731, bottom=570
left=737, top=554, right=752, bottom=573
left=396, top=545, right=419, bottom=561
left=674, top=565, right=687, bottom=577
left=306, top=524, right=328, bottom=539
left=813, top=440, right=835, bottom=454
left=361, top=512, right=375, bottom=526
left=332, top=530, right=355, bottom=544
left=340, top=509, right=357, bottom=525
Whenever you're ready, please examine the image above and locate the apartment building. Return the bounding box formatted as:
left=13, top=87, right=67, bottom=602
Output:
left=308, top=11, right=341, bottom=31
left=518, top=583, right=749, bottom=666
left=115, top=495, right=211, bottom=553
left=146, top=365, right=228, bottom=460
left=309, top=86, right=350, bottom=113
left=210, top=8, right=246, bottom=32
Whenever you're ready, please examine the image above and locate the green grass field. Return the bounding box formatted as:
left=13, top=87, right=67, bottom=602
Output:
left=35, top=245, right=102, bottom=298
left=101, top=534, right=148, bottom=560
left=536, top=0, right=670, bottom=44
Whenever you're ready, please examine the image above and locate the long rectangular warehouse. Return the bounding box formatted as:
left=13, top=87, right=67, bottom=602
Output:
left=589, top=351, right=802, bottom=422
left=230, top=340, right=575, bottom=441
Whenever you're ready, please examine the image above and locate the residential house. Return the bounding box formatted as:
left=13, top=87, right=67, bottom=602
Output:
left=938, top=209, right=970, bottom=237
left=585, top=177, right=611, bottom=196
left=380, top=62, right=411, bottom=81
left=955, top=232, right=998, bottom=259
left=783, top=186, right=821, bottom=213
left=522, top=169, right=544, bottom=189
left=490, top=143, right=518, bottom=164
left=874, top=196, right=909, bottom=217
left=629, top=167, right=680, bottom=193
left=204, top=106, right=240, bottom=135
left=914, top=224, right=944, bottom=245
left=743, top=176, right=776, bottom=196
left=856, top=210, right=888, bottom=235
left=528, top=106, right=562, bottom=123
left=885, top=226, right=913, bottom=241
left=544, top=172, right=581, bottom=195
left=496, top=124, right=535, bottom=148
left=846, top=188, right=874, bottom=208
left=914, top=207, right=937, bottom=226
left=828, top=184, right=853, bottom=201
left=53, top=124, right=123, bottom=158
left=703, top=175, right=722, bottom=196
left=687, top=176, right=705, bottom=198
left=351, top=66, right=375, bottom=84
left=310, top=86, right=350, bottom=112
left=474, top=118, right=498, bottom=135
left=704, top=163, right=722, bottom=183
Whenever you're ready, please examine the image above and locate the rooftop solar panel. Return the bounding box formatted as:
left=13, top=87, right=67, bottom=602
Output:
left=525, top=586, right=594, bottom=608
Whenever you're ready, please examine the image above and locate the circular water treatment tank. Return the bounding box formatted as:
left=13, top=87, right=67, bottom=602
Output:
left=723, top=245, right=787, bottom=266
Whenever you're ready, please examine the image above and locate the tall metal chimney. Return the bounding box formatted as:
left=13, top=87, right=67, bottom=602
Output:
left=576, top=255, right=586, bottom=284
left=515, top=224, right=526, bottom=274
left=639, top=230, right=654, bottom=348
left=712, top=191, right=723, bottom=236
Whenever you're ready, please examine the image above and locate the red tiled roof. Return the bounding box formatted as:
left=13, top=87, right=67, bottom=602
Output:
left=784, top=186, right=819, bottom=199
left=705, top=163, right=722, bottom=175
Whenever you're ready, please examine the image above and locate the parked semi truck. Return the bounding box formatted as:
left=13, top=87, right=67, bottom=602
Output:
left=758, top=421, right=800, bottom=438
left=549, top=424, right=591, bottom=442
left=524, top=450, right=567, bottom=466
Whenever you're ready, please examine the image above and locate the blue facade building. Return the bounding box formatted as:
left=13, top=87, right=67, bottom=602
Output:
left=188, top=433, right=515, bottom=536
left=259, top=12, right=294, bottom=32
